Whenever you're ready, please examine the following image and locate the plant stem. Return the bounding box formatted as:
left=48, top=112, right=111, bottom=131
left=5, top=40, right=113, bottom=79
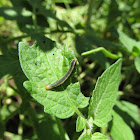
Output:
left=63, top=0, right=71, bottom=9
left=82, top=47, right=122, bottom=59
left=86, top=0, right=95, bottom=27
left=32, top=4, right=38, bottom=31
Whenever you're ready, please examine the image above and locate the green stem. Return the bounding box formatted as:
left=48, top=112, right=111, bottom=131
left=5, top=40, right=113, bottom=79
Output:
left=82, top=47, right=122, bottom=59
left=86, top=0, right=95, bottom=27
left=100, top=127, right=108, bottom=135
left=63, top=0, right=70, bottom=9
left=32, top=5, right=38, bottom=31
left=63, top=88, right=91, bottom=130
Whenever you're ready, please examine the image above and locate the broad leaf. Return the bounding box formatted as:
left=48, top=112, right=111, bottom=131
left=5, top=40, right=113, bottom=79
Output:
left=110, top=110, right=134, bottom=140
left=18, top=37, right=89, bottom=119
left=88, top=59, right=122, bottom=127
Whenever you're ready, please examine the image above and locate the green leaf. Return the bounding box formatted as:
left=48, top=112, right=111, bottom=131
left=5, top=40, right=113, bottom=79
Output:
left=92, top=132, right=108, bottom=140
left=88, top=59, right=122, bottom=127
left=76, top=116, right=86, bottom=132
left=115, top=101, right=140, bottom=127
left=134, top=55, right=140, bottom=73
left=78, top=132, right=92, bottom=140
left=110, top=110, right=135, bottom=140
left=78, top=132, right=108, bottom=140
left=132, top=46, right=140, bottom=56
left=18, top=37, right=89, bottom=119
left=118, top=29, right=140, bottom=53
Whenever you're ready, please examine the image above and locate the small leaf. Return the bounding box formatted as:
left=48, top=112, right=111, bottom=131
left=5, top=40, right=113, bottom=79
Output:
left=78, top=132, right=108, bottom=140
left=110, top=110, right=135, bottom=140
left=88, top=59, right=122, bottom=127
left=92, top=132, right=108, bottom=140
left=132, top=46, right=140, bottom=56
left=78, top=132, right=92, bottom=140
left=76, top=116, right=86, bottom=132
left=18, top=37, right=89, bottom=119
left=118, top=29, right=140, bottom=53
left=134, top=55, right=140, bottom=73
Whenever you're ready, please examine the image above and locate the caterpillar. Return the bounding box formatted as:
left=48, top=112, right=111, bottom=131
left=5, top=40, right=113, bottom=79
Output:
left=46, top=59, right=77, bottom=90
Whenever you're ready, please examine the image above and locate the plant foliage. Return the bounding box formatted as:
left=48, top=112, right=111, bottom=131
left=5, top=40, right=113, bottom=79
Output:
left=0, top=0, right=140, bottom=140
